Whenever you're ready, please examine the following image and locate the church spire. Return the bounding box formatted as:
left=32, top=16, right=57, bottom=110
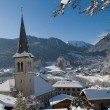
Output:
left=18, top=15, right=29, bottom=53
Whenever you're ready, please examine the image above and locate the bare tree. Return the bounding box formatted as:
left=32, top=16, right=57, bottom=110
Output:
left=53, top=0, right=110, bottom=17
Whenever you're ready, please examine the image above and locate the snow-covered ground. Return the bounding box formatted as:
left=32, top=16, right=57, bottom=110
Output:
left=77, top=74, right=110, bottom=83
left=40, top=64, right=65, bottom=76
left=45, top=65, right=64, bottom=73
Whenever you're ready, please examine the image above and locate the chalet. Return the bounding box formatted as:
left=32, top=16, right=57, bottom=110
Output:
left=80, top=88, right=110, bottom=110
left=49, top=94, right=74, bottom=109
left=53, top=80, right=88, bottom=97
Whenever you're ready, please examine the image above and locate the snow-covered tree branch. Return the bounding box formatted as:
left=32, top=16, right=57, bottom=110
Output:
left=53, top=0, right=110, bottom=17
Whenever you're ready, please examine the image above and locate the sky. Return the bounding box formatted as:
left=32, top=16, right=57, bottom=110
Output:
left=0, top=0, right=110, bottom=44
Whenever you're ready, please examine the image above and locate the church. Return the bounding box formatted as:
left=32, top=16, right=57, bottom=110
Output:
left=0, top=15, right=55, bottom=102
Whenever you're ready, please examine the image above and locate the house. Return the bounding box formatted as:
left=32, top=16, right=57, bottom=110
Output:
left=0, top=94, right=16, bottom=110
left=0, top=79, right=16, bottom=96
left=49, top=94, right=74, bottom=109
left=80, top=88, right=110, bottom=110
left=53, top=80, right=87, bottom=97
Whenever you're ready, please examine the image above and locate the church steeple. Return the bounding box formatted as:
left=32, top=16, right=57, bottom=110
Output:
left=18, top=16, right=29, bottom=53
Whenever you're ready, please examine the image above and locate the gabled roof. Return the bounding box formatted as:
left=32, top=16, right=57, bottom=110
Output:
left=0, top=94, right=16, bottom=107
left=49, top=94, right=74, bottom=106
left=0, top=79, right=16, bottom=92
left=81, top=88, right=110, bottom=100
left=34, top=74, right=54, bottom=97
left=53, top=80, right=87, bottom=88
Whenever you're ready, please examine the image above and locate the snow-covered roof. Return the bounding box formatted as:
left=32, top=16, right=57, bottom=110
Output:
left=34, top=74, right=54, bottom=97
left=49, top=94, right=74, bottom=106
left=13, top=51, right=34, bottom=58
left=53, top=80, right=87, bottom=88
left=82, top=88, right=110, bottom=100
left=0, top=103, right=4, bottom=110
left=0, top=94, right=16, bottom=107
left=0, top=79, right=16, bottom=92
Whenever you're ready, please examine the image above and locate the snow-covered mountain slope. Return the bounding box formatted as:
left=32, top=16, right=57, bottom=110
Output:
left=67, top=41, right=93, bottom=49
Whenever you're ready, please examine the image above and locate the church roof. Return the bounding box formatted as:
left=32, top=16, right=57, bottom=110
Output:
left=18, top=16, right=29, bottom=53
left=34, top=74, right=54, bottom=97
left=13, top=51, right=34, bottom=58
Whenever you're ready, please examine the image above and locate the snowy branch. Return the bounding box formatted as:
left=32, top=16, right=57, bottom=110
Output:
left=53, top=0, right=110, bottom=17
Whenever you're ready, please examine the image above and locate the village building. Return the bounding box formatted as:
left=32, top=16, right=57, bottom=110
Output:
left=53, top=80, right=87, bottom=97
left=0, top=94, right=16, bottom=110
left=80, top=88, right=110, bottom=110
left=0, top=79, right=16, bottom=96
left=49, top=94, right=74, bottom=109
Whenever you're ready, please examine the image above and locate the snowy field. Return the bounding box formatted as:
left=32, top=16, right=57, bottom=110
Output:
left=76, top=74, right=110, bottom=83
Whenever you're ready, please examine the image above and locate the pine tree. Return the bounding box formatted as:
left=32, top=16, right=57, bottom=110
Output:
left=13, top=92, right=28, bottom=110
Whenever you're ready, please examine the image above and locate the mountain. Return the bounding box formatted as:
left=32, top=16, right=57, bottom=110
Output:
left=88, top=33, right=110, bottom=56
left=67, top=41, right=93, bottom=50
left=0, top=36, right=86, bottom=68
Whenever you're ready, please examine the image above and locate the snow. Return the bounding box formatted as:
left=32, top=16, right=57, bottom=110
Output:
left=82, top=88, right=110, bottom=100
left=44, top=65, right=64, bottom=73
left=44, top=108, right=68, bottom=110
left=0, top=103, right=4, bottom=110
left=13, top=51, right=34, bottom=58
left=71, top=106, right=87, bottom=110
left=0, top=79, right=15, bottom=92
left=49, top=94, right=74, bottom=106
left=0, top=94, right=16, bottom=107
left=77, top=74, right=110, bottom=83
left=67, top=41, right=92, bottom=48
left=34, top=74, right=54, bottom=96
left=61, top=0, right=70, bottom=5
left=3, top=69, right=11, bottom=73
left=53, top=80, right=87, bottom=88
left=47, top=74, right=64, bottom=80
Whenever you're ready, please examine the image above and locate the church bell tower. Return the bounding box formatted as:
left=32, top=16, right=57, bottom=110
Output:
left=13, top=16, right=35, bottom=96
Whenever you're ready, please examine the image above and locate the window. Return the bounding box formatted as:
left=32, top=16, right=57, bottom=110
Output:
left=18, top=62, right=20, bottom=72
left=63, top=88, right=65, bottom=91
left=77, top=88, right=80, bottom=91
left=58, top=88, right=61, bottom=91
left=21, top=80, right=22, bottom=83
left=67, top=93, right=70, bottom=95
left=21, top=62, right=23, bottom=72
left=72, top=88, right=75, bottom=91
left=67, top=88, right=70, bottom=91
left=72, top=93, right=75, bottom=96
